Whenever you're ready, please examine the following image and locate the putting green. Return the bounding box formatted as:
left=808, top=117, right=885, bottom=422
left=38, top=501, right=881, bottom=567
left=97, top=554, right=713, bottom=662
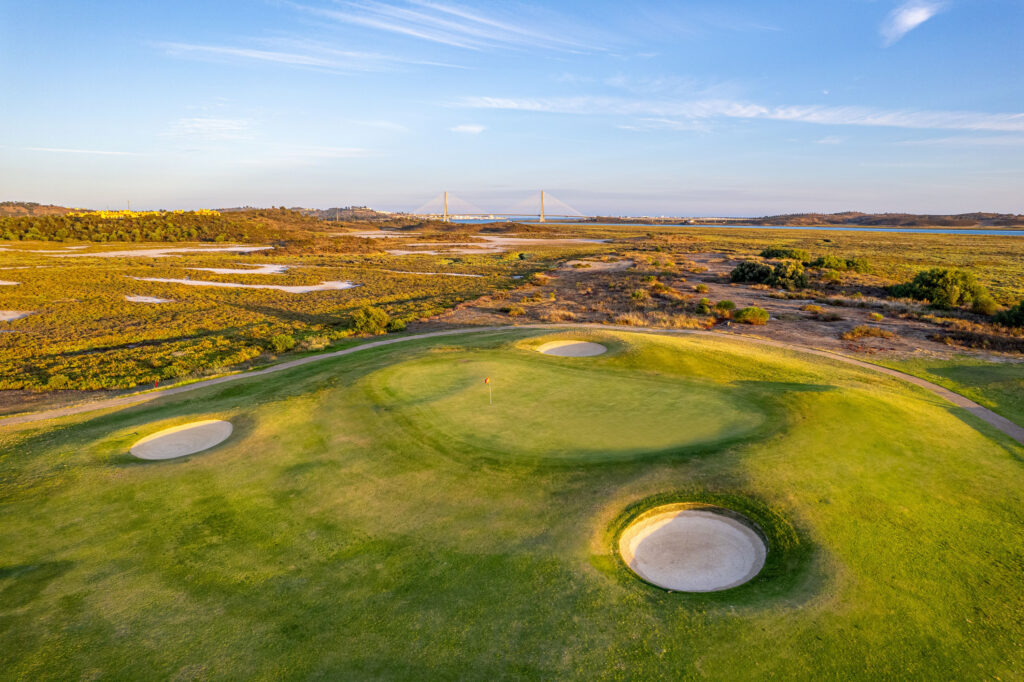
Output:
left=363, top=353, right=768, bottom=462
left=2, top=329, right=1023, bottom=680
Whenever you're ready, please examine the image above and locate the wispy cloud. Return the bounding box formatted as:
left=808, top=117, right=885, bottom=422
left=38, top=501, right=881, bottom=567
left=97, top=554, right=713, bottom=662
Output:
left=450, top=124, right=485, bottom=134
left=23, top=147, right=141, bottom=156
left=898, top=135, right=1024, bottom=146
left=166, top=118, right=254, bottom=141
left=881, top=1, right=947, bottom=46
left=458, top=96, right=1024, bottom=132
left=816, top=136, right=844, bottom=145
left=296, top=0, right=594, bottom=52
left=158, top=40, right=461, bottom=72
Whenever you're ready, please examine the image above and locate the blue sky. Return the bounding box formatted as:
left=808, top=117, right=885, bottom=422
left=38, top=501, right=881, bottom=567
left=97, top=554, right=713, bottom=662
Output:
left=1, top=0, right=1021, bottom=215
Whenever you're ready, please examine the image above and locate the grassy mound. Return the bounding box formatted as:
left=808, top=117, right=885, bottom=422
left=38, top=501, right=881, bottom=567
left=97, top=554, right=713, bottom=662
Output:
left=1, top=330, right=1022, bottom=679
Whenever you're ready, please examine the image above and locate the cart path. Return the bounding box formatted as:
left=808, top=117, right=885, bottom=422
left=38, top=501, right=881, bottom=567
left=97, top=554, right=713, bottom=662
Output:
left=3, top=324, right=1023, bottom=446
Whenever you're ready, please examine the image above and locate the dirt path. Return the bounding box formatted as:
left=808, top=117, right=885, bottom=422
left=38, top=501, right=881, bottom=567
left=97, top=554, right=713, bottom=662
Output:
left=3, top=324, right=1022, bottom=446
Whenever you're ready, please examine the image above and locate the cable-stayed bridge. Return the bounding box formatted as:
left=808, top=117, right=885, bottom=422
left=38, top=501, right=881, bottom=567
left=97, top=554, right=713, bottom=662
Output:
left=412, top=191, right=585, bottom=222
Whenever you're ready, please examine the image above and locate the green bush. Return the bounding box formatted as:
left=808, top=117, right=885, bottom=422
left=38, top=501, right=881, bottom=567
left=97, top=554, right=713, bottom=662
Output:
left=349, top=306, right=390, bottom=335
left=810, top=255, right=871, bottom=273
left=770, top=261, right=809, bottom=290
left=694, top=283, right=709, bottom=293
left=994, top=301, right=1024, bottom=327
left=730, top=261, right=773, bottom=284
left=714, top=300, right=736, bottom=312
left=386, top=318, right=407, bottom=333
left=734, top=307, right=770, bottom=325
left=889, top=268, right=993, bottom=311
left=760, top=247, right=810, bottom=261
left=501, top=305, right=525, bottom=317
left=270, top=334, right=296, bottom=353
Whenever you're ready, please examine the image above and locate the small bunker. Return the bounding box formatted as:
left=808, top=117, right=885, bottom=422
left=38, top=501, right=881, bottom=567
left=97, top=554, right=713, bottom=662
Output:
left=536, top=340, right=607, bottom=357
left=130, top=420, right=233, bottom=460
left=619, top=505, right=767, bottom=592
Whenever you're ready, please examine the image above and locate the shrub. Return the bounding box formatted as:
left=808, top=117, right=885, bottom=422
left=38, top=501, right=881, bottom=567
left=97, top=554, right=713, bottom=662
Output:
left=889, top=268, right=992, bottom=311
left=302, top=335, right=330, bottom=351
left=349, top=306, right=390, bottom=335
left=502, top=305, right=525, bottom=317
left=714, top=300, right=736, bottom=312
left=541, top=308, right=577, bottom=322
left=995, top=301, right=1024, bottom=327
left=810, top=255, right=871, bottom=273
left=694, top=283, right=709, bottom=293
left=270, top=333, right=296, bottom=353
left=869, top=312, right=884, bottom=322
left=842, top=325, right=895, bottom=340
left=730, top=261, right=773, bottom=284
left=760, top=247, right=810, bottom=262
left=631, top=289, right=649, bottom=301
left=46, top=373, right=70, bottom=389
left=770, top=261, right=809, bottom=290
left=386, top=318, right=407, bottom=333
left=733, top=307, right=769, bottom=325
left=801, top=304, right=824, bottom=314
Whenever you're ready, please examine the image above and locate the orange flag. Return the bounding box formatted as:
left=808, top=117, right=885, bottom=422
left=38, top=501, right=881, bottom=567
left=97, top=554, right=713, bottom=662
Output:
left=484, top=377, right=490, bottom=384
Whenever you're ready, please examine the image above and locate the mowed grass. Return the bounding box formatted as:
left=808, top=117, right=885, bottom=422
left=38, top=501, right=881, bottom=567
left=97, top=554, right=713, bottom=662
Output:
left=1, top=330, right=1022, bottom=680
left=875, top=355, right=1024, bottom=428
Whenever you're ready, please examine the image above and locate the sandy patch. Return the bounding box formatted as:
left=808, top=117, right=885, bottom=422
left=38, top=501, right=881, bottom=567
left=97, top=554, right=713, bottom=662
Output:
left=0, top=281, right=19, bottom=286
left=560, top=259, right=634, bottom=272
left=0, top=311, right=34, bottom=321
left=125, top=295, right=174, bottom=303
left=381, top=269, right=484, bottom=278
left=48, top=245, right=272, bottom=258
left=130, top=420, right=233, bottom=460
left=189, top=264, right=290, bottom=275
left=619, top=506, right=766, bottom=592
left=536, top=340, right=607, bottom=357
left=129, top=277, right=359, bottom=293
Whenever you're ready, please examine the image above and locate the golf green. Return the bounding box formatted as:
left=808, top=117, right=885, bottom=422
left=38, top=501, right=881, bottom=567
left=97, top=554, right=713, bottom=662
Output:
left=1, top=329, right=1022, bottom=680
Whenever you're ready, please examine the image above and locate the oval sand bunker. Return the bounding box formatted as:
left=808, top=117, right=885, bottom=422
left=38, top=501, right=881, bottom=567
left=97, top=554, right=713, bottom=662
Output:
left=536, top=340, right=607, bottom=357
left=130, top=420, right=233, bottom=460
left=619, top=506, right=766, bottom=592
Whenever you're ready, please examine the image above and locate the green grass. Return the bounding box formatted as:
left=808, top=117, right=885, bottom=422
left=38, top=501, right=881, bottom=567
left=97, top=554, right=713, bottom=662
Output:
left=1, top=330, right=1022, bottom=680
left=874, top=355, right=1024, bottom=428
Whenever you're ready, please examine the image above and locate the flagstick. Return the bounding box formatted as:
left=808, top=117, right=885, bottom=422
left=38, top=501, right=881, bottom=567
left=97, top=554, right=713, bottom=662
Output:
left=488, top=384, right=492, bottom=405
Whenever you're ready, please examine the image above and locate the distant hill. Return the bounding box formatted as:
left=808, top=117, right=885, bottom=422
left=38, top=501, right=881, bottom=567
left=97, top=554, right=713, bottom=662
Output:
left=296, top=206, right=395, bottom=221
left=0, top=201, right=82, bottom=217
left=587, top=212, right=1024, bottom=228
left=752, top=212, right=1024, bottom=228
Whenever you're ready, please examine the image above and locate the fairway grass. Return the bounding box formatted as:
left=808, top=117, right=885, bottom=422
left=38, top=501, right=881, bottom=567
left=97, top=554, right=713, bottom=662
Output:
left=1, top=330, right=1022, bottom=679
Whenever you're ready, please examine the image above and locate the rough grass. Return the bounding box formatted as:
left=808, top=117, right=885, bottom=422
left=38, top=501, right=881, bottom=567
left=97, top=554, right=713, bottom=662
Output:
left=1, top=330, right=1022, bottom=680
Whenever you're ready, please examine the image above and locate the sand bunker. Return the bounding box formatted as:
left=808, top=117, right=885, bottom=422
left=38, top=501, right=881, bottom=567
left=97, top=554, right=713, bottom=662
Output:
left=619, top=506, right=767, bottom=592
left=0, top=281, right=19, bottom=286
left=129, top=277, right=359, bottom=294
left=130, top=420, right=233, bottom=460
left=537, top=340, right=607, bottom=357
left=0, top=311, right=34, bottom=321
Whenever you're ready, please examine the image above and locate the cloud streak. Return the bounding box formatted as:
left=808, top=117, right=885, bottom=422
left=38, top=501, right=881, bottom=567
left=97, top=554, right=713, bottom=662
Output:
left=159, top=40, right=461, bottom=72
left=881, top=1, right=947, bottom=46
left=450, top=124, right=485, bottom=134
left=165, top=118, right=254, bottom=141
left=296, top=0, right=593, bottom=52
left=23, top=147, right=141, bottom=156
left=458, top=96, right=1024, bottom=132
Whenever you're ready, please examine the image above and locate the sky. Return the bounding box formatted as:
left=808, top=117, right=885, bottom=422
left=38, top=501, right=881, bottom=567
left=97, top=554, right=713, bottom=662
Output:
left=1, top=0, right=1022, bottom=216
